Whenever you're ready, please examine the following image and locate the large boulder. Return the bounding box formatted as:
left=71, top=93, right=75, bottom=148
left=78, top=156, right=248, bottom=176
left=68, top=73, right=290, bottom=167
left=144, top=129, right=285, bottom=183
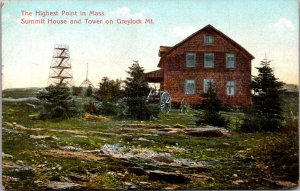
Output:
left=147, top=170, right=191, bottom=183
left=185, top=126, right=231, bottom=137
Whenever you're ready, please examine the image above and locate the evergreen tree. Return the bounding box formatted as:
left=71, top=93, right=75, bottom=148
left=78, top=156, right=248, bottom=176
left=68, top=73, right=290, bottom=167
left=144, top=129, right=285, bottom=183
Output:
left=37, top=85, right=77, bottom=119
left=124, top=61, right=152, bottom=119
left=252, top=59, right=284, bottom=119
left=72, top=86, right=83, bottom=96
left=96, top=77, right=123, bottom=101
left=242, top=58, right=284, bottom=131
left=196, top=84, right=227, bottom=127
left=85, top=85, right=93, bottom=97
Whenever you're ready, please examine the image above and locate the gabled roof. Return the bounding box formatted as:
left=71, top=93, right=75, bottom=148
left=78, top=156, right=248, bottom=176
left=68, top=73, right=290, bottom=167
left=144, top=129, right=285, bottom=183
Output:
left=158, top=24, right=254, bottom=67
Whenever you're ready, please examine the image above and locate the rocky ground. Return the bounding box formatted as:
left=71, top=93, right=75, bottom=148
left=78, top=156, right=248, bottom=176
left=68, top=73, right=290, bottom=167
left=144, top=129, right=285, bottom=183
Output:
left=2, top=101, right=298, bottom=190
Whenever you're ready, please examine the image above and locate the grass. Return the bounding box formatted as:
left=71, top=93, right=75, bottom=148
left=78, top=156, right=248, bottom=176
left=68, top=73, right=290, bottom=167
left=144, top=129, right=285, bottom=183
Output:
left=2, top=92, right=299, bottom=190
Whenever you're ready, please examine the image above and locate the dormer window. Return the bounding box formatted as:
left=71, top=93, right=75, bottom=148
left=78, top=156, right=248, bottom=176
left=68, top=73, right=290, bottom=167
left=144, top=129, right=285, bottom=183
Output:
left=204, top=35, right=213, bottom=44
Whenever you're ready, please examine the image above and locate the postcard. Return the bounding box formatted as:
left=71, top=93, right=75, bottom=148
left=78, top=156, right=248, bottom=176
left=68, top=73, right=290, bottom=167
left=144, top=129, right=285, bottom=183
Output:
left=2, top=0, right=299, bottom=190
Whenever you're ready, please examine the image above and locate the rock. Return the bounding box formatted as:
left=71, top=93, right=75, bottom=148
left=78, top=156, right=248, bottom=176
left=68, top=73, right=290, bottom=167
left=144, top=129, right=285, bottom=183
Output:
left=3, top=175, right=19, bottom=182
left=152, top=153, right=174, bottom=163
left=139, top=181, right=151, bottom=185
left=124, top=182, right=137, bottom=189
left=3, top=161, right=34, bottom=174
left=128, top=167, right=146, bottom=175
left=3, top=122, right=14, bottom=128
left=69, top=173, right=89, bottom=182
left=14, top=124, right=28, bottom=130
left=3, top=161, right=23, bottom=169
left=44, top=181, right=82, bottom=190
left=122, top=124, right=171, bottom=129
left=129, top=185, right=137, bottom=189
left=83, top=113, right=110, bottom=122
left=2, top=152, right=13, bottom=158
left=61, top=146, right=82, bottom=151
left=137, top=137, right=154, bottom=142
left=41, top=150, right=106, bottom=161
left=73, top=135, right=88, bottom=138
left=51, top=129, right=86, bottom=135
left=30, top=135, right=57, bottom=140
left=274, top=180, right=298, bottom=188
left=148, top=170, right=191, bottom=183
left=232, top=179, right=244, bottom=185
left=29, top=114, right=39, bottom=120
left=173, top=124, right=187, bottom=128
left=187, top=174, right=214, bottom=181
left=185, top=127, right=230, bottom=137
left=165, top=146, right=186, bottom=153
left=26, top=103, right=36, bottom=108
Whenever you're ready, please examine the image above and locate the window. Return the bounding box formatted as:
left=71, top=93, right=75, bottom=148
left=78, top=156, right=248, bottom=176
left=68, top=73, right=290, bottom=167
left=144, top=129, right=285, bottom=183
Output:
left=227, top=81, right=235, bottom=96
left=204, top=53, right=214, bottom=68
left=226, top=53, right=235, bottom=68
left=204, top=35, right=213, bottom=44
left=203, top=79, right=214, bottom=93
left=186, top=53, right=196, bottom=68
left=185, top=80, right=196, bottom=94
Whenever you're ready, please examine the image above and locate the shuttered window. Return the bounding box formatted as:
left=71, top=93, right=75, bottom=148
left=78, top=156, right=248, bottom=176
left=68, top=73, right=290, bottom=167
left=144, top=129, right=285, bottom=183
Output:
left=203, top=79, right=214, bottom=93
left=204, top=53, right=214, bottom=68
left=185, top=80, right=196, bottom=94
left=226, top=53, right=235, bottom=68
left=227, top=81, right=235, bottom=96
left=186, top=53, right=196, bottom=68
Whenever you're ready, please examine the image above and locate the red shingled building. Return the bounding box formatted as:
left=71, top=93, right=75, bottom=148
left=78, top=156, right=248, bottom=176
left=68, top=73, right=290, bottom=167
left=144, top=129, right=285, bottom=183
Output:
left=145, top=24, right=254, bottom=106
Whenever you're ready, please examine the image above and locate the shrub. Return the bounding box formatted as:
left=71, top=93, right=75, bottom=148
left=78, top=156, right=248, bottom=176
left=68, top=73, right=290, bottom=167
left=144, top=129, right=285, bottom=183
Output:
left=96, top=100, right=120, bottom=116
left=198, top=111, right=228, bottom=127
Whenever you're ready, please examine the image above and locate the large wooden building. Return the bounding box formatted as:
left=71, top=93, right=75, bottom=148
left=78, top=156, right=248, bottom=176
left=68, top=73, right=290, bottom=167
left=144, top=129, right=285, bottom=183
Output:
left=145, top=24, right=254, bottom=106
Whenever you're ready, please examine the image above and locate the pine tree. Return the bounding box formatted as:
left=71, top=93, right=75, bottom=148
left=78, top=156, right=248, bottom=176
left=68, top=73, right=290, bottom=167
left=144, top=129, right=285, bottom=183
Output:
left=196, top=84, right=227, bottom=127
left=242, top=58, right=284, bottom=131
left=37, top=85, right=77, bottom=119
left=124, top=61, right=152, bottom=119
left=97, top=77, right=123, bottom=101
left=85, top=85, right=93, bottom=97
left=251, top=58, right=284, bottom=130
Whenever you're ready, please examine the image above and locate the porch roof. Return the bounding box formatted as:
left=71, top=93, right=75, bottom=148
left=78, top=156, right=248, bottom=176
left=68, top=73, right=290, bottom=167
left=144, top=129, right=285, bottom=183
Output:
left=145, top=69, right=163, bottom=83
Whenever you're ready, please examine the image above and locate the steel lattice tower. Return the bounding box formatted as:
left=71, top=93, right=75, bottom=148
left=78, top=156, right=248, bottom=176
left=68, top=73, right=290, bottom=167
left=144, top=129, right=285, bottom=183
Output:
left=80, top=63, right=94, bottom=88
left=48, top=44, right=74, bottom=87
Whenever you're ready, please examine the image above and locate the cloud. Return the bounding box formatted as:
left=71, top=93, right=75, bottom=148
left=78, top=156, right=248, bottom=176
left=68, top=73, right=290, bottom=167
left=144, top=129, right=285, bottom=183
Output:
left=269, top=18, right=295, bottom=30
left=169, top=26, right=198, bottom=39
left=110, top=7, right=144, bottom=19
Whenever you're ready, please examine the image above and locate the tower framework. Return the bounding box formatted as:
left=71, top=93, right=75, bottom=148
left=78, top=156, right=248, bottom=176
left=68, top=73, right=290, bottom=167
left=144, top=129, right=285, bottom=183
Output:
left=48, top=44, right=74, bottom=87
left=80, top=63, right=94, bottom=88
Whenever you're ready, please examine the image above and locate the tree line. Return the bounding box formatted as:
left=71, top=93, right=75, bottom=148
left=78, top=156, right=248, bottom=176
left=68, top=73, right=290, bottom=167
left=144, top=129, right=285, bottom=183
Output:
left=36, top=58, right=286, bottom=132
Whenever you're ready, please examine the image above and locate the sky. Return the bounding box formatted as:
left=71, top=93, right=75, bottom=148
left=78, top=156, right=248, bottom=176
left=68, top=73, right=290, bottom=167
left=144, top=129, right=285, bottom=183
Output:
left=2, top=0, right=299, bottom=89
